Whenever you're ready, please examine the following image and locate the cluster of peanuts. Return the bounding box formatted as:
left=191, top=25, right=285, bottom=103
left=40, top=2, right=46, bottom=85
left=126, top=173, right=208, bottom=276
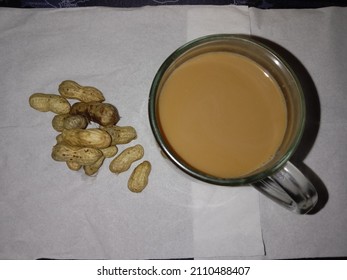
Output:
left=29, top=80, right=151, bottom=193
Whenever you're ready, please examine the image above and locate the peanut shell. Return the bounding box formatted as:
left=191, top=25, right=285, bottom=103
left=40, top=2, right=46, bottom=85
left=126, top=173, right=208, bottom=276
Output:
left=109, top=144, right=144, bottom=174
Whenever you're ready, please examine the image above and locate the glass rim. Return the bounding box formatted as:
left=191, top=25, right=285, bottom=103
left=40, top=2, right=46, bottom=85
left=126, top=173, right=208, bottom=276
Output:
left=148, top=34, right=306, bottom=186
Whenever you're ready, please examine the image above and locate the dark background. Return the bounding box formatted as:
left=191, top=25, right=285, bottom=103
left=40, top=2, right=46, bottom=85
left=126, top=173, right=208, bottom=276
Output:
left=1, top=0, right=347, bottom=9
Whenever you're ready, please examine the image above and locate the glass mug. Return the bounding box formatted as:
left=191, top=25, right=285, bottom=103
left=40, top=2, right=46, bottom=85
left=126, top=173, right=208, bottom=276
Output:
left=148, top=34, right=318, bottom=214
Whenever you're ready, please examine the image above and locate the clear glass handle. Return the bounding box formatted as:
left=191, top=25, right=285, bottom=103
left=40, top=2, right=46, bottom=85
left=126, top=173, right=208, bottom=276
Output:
left=252, top=162, right=318, bottom=214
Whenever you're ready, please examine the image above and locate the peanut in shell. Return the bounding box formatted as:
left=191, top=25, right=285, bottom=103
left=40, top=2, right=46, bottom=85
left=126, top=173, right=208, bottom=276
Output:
left=128, top=161, right=151, bottom=193
left=62, top=128, right=111, bottom=149
left=109, top=144, right=144, bottom=174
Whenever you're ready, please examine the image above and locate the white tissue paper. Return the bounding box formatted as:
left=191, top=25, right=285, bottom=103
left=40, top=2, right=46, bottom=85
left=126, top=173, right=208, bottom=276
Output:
left=0, top=5, right=264, bottom=259
left=249, top=7, right=347, bottom=259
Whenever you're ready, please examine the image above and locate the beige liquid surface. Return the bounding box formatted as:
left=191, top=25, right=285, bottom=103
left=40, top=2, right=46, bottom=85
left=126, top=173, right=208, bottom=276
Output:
left=158, top=52, right=287, bottom=178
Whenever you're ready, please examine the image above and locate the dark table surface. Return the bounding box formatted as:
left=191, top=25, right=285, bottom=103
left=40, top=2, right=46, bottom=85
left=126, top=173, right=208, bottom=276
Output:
left=1, top=0, right=347, bottom=9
